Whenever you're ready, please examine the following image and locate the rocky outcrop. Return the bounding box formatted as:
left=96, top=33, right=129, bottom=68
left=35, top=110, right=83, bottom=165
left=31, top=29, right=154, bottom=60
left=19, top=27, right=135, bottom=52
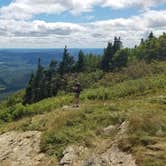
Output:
left=60, top=145, right=87, bottom=166
left=84, top=145, right=136, bottom=166
left=0, top=121, right=137, bottom=166
left=60, top=121, right=137, bottom=166
left=0, top=131, right=47, bottom=166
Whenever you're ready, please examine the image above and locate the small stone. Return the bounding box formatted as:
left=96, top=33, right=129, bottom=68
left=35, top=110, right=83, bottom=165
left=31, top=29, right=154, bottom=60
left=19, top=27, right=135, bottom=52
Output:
left=103, top=125, right=116, bottom=135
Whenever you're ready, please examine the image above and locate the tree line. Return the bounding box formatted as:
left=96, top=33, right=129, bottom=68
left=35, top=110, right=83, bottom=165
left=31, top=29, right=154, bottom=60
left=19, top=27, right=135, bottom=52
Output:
left=24, top=32, right=166, bottom=104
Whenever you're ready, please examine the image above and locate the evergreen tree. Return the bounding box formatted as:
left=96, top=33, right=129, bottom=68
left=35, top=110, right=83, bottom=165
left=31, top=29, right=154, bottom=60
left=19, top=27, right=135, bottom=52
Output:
left=59, top=46, right=75, bottom=74
left=49, top=60, right=58, bottom=72
left=148, top=32, right=154, bottom=40
left=75, top=50, right=85, bottom=72
left=23, top=72, right=34, bottom=104
left=140, top=38, right=144, bottom=45
left=101, top=37, right=122, bottom=72
left=134, top=32, right=165, bottom=61
left=101, top=42, right=113, bottom=72
left=33, top=58, right=44, bottom=102
left=112, top=49, right=129, bottom=70
left=113, top=37, right=122, bottom=54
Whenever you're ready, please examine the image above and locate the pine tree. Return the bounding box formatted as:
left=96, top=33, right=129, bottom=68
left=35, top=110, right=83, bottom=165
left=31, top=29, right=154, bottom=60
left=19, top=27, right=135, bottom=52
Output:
left=23, top=72, right=34, bottom=104
left=75, top=50, right=85, bottom=72
left=48, top=60, right=59, bottom=97
left=33, top=58, right=44, bottom=102
left=140, top=38, right=144, bottom=45
left=148, top=32, right=154, bottom=40
left=59, top=46, right=75, bottom=74
left=112, top=49, right=128, bottom=70
left=49, top=60, right=58, bottom=72
left=101, top=42, right=113, bottom=72
left=101, top=37, right=123, bottom=72
left=113, top=37, right=122, bottom=54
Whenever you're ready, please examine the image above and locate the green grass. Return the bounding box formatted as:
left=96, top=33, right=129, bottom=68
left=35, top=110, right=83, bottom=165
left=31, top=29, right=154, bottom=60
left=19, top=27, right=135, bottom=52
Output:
left=0, top=95, right=72, bottom=122
left=1, top=89, right=165, bottom=164
left=81, top=74, right=166, bottom=100
left=0, top=61, right=166, bottom=165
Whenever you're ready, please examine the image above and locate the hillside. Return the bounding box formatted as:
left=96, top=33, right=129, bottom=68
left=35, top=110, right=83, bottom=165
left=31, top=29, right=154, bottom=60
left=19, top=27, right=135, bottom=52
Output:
left=0, top=60, right=165, bottom=166
left=0, top=33, right=165, bottom=165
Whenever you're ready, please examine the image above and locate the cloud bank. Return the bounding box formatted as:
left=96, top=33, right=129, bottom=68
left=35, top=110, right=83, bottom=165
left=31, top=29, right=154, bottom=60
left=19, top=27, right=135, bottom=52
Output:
left=0, top=0, right=165, bottom=48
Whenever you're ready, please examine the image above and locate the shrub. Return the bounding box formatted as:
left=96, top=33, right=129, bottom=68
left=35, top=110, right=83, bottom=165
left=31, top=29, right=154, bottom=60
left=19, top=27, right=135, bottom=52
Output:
left=81, top=75, right=166, bottom=100
left=0, top=95, right=72, bottom=122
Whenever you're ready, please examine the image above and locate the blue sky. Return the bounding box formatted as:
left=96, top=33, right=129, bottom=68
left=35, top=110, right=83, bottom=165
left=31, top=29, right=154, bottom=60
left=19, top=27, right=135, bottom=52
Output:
left=34, top=7, right=140, bottom=23
left=0, top=0, right=166, bottom=48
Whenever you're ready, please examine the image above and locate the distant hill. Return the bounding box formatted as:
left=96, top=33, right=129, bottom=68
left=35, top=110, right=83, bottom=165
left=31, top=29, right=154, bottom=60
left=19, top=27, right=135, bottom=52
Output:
left=0, top=48, right=103, bottom=99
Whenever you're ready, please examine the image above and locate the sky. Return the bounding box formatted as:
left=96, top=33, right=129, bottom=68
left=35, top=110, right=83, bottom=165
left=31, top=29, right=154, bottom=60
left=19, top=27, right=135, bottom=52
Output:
left=0, top=0, right=166, bottom=48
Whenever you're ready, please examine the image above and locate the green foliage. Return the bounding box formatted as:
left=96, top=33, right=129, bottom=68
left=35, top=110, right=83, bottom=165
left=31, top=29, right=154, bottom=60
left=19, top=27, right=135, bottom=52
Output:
left=81, top=74, right=166, bottom=100
left=134, top=32, right=166, bottom=62
left=0, top=95, right=72, bottom=122
left=84, top=53, right=101, bottom=72
left=101, top=42, right=113, bottom=72
left=74, top=50, right=85, bottom=72
left=59, top=46, right=75, bottom=75
left=64, top=70, right=104, bottom=92
left=24, top=58, right=61, bottom=104
left=111, top=48, right=129, bottom=70
left=24, top=46, right=103, bottom=104
left=6, top=90, right=25, bottom=107
left=0, top=60, right=166, bottom=165
left=23, top=33, right=165, bottom=104
left=40, top=105, right=120, bottom=158
left=101, top=37, right=122, bottom=72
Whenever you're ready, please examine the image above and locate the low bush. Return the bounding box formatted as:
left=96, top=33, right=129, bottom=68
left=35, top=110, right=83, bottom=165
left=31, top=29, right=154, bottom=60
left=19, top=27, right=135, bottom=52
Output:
left=81, top=75, right=166, bottom=100
left=0, top=95, right=72, bottom=122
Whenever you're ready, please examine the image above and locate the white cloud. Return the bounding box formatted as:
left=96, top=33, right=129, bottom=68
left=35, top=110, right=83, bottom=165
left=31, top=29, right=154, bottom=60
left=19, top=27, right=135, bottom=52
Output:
left=0, top=0, right=66, bottom=20
left=0, top=19, right=86, bottom=37
left=0, top=0, right=101, bottom=20
left=89, top=10, right=166, bottom=47
left=102, top=0, right=166, bottom=9
left=0, top=8, right=165, bottom=48
left=91, top=10, right=166, bottom=30
left=0, top=0, right=166, bottom=20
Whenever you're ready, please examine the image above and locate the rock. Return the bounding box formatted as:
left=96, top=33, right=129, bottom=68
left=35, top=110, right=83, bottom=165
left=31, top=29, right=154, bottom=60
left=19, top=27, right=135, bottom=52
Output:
left=60, top=147, right=78, bottom=165
left=156, top=128, right=163, bottom=136
left=83, top=145, right=136, bottom=166
left=103, top=125, right=116, bottom=135
left=62, top=105, right=71, bottom=110
left=60, top=146, right=87, bottom=166
left=0, top=131, right=46, bottom=166
left=60, top=121, right=137, bottom=166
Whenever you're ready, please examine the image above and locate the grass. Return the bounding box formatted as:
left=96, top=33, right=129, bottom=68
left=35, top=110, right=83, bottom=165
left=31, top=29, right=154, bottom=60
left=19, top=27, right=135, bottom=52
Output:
left=0, top=95, right=72, bottom=122
left=81, top=74, right=166, bottom=100
left=0, top=88, right=165, bottom=164
left=0, top=61, right=166, bottom=165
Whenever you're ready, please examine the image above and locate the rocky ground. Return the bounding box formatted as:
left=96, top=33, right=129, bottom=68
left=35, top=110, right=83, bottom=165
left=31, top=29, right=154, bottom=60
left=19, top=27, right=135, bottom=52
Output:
left=60, top=121, right=137, bottom=166
left=0, top=121, right=137, bottom=166
left=0, top=131, right=52, bottom=166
